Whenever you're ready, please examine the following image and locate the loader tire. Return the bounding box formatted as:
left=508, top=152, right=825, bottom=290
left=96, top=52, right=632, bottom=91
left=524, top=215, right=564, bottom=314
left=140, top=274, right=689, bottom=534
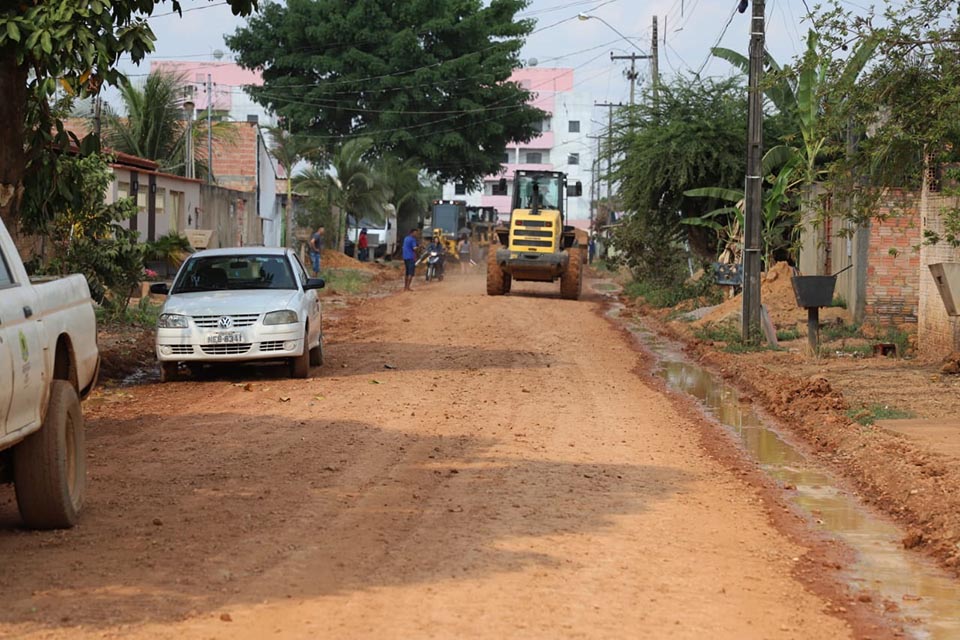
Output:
left=486, top=249, right=505, bottom=295
left=560, top=248, right=583, bottom=300
left=503, top=273, right=512, bottom=293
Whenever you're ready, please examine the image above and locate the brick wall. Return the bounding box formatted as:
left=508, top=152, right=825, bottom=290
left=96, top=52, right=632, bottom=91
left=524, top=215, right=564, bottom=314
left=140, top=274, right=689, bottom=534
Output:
left=918, top=191, right=960, bottom=356
left=199, top=122, right=260, bottom=192
left=864, top=197, right=921, bottom=326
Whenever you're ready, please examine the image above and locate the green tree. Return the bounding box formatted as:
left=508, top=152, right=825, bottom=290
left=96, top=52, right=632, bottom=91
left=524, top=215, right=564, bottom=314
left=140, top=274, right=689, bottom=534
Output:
left=265, top=126, right=312, bottom=247
left=226, top=0, right=544, bottom=187
left=294, top=138, right=389, bottom=250
left=0, top=0, right=257, bottom=238
left=42, top=153, right=144, bottom=314
left=376, top=155, right=433, bottom=233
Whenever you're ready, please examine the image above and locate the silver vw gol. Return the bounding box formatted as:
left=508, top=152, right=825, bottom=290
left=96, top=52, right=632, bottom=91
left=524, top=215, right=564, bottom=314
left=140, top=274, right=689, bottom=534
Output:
left=150, top=247, right=325, bottom=382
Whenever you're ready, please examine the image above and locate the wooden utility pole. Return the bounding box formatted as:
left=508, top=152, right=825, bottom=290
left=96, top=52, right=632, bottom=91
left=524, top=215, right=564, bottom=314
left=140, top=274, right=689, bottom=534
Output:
left=610, top=53, right=649, bottom=106
left=742, top=0, right=765, bottom=341
left=207, top=74, right=214, bottom=184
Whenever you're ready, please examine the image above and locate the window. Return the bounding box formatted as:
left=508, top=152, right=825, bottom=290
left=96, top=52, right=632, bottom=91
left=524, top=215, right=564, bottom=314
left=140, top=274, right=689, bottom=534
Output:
left=568, top=120, right=580, bottom=133
left=501, top=152, right=510, bottom=164
left=491, top=181, right=508, bottom=196
left=531, top=120, right=542, bottom=133
left=568, top=153, right=580, bottom=165
left=454, top=183, right=466, bottom=195
left=0, top=249, right=13, bottom=287
left=525, top=152, right=542, bottom=164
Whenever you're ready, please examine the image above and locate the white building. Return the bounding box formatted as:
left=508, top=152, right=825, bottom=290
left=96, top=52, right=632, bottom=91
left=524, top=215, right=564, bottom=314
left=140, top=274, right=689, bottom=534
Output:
left=441, top=67, right=595, bottom=224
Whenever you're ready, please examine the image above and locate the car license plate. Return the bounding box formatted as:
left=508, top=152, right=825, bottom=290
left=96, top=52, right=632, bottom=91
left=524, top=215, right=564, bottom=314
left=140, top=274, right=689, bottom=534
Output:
left=208, top=332, right=243, bottom=344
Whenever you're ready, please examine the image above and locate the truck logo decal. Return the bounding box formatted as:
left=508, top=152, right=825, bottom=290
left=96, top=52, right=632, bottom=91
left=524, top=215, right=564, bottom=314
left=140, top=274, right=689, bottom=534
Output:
left=218, top=316, right=234, bottom=328
left=18, top=330, right=28, bottom=362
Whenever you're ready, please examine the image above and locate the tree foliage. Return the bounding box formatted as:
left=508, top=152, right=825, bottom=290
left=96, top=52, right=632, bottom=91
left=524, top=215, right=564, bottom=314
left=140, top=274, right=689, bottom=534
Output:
left=40, top=153, right=144, bottom=314
left=0, top=0, right=257, bottom=234
left=226, top=0, right=544, bottom=187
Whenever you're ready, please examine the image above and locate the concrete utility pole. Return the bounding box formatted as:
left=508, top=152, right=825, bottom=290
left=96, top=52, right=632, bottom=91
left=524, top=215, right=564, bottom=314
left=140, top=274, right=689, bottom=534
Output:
left=595, top=102, right=621, bottom=204
left=207, top=73, right=214, bottom=184
left=587, top=134, right=604, bottom=232
left=610, top=52, right=649, bottom=106
left=742, top=0, right=765, bottom=341
left=651, top=16, right=660, bottom=105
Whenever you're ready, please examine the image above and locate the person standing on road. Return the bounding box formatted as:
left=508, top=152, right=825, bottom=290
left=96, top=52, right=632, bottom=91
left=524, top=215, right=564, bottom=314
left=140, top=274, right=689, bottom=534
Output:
left=457, top=234, right=470, bottom=274
left=358, top=228, right=369, bottom=262
left=402, top=228, right=420, bottom=291
left=309, top=225, right=325, bottom=276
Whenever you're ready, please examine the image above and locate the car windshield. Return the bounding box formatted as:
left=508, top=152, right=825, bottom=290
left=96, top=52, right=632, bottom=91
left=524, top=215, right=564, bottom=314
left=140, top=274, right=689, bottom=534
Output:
left=172, top=254, right=297, bottom=293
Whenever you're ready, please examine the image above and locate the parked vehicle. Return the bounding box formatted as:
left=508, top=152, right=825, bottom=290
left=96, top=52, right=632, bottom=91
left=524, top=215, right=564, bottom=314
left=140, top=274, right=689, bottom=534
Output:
left=151, top=247, right=325, bottom=381
left=344, top=210, right=398, bottom=260
left=0, top=217, right=99, bottom=529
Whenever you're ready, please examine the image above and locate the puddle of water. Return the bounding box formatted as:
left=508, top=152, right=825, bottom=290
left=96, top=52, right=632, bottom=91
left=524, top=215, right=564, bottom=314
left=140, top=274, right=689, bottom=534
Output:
left=612, top=306, right=960, bottom=640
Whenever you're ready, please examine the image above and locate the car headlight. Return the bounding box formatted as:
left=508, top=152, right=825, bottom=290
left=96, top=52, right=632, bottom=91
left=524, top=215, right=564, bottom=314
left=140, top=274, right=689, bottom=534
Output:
left=158, top=313, right=188, bottom=329
left=263, top=309, right=299, bottom=325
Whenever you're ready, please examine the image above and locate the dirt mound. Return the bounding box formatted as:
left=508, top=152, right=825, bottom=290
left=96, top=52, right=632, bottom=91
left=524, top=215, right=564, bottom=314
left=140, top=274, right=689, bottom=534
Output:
left=322, top=249, right=378, bottom=271
left=941, top=352, right=960, bottom=374
left=694, top=262, right=850, bottom=330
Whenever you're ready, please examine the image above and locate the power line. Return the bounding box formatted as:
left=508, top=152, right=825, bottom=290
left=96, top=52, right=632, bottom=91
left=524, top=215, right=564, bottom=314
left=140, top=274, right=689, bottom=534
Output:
left=694, top=1, right=738, bottom=78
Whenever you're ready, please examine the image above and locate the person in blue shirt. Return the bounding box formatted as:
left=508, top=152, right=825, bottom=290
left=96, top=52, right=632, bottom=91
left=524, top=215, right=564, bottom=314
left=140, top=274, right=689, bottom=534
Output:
left=402, top=228, right=420, bottom=291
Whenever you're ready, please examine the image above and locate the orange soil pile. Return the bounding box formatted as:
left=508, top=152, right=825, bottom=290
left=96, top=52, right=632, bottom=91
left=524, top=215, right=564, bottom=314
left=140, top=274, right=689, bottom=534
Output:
left=694, top=261, right=850, bottom=330
left=322, top=249, right=378, bottom=271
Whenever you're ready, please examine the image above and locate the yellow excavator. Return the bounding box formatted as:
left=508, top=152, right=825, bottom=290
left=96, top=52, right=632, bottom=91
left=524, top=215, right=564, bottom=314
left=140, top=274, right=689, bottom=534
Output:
left=486, top=170, right=584, bottom=300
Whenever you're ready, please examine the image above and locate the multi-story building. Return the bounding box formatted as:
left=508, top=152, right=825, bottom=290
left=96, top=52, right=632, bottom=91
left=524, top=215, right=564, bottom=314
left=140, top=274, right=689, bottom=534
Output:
left=441, top=67, right=594, bottom=224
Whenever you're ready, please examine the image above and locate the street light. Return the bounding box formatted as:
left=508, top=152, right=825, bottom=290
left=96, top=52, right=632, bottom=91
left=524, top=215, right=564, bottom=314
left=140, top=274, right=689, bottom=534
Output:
left=578, top=13, right=653, bottom=106
left=576, top=13, right=646, bottom=54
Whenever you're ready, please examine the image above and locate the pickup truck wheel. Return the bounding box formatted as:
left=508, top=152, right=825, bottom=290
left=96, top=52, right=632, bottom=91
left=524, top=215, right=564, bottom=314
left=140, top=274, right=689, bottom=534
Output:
left=160, top=362, right=180, bottom=383
left=13, top=381, right=86, bottom=529
left=309, top=338, right=324, bottom=366
left=290, top=329, right=311, bottom=378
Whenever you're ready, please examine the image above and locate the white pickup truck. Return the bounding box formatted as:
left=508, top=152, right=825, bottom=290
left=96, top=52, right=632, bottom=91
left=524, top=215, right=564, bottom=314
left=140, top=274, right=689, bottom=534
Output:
left=0, top=217, right=99, bottom=529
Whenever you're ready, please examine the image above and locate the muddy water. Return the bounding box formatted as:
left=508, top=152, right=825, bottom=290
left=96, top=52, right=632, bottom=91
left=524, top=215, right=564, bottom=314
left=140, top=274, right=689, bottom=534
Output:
left=607, top=301, right=960, bottom=639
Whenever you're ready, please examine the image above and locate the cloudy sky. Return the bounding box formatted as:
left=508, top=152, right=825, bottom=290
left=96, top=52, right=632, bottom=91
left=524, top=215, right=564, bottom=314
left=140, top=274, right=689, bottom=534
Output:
left=113, top=0, right=817, bottom=120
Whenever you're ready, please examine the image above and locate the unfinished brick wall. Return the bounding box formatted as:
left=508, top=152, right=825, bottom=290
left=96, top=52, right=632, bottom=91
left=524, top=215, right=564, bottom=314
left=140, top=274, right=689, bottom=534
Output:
left=198, top=122, right=260, bottom=192
left=864, top=197, right=921, bottom=326
left=918, top=191, right=960, bottom=357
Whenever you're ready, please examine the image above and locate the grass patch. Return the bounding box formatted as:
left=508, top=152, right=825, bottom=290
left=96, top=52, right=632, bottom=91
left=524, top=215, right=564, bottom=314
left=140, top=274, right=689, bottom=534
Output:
left=882, top=326, right=911, bottom=358
left=694, top=321, right=776, bottom=353
left=837, top=344, right=874, bottom=357
left=846, top=403, right=915, bottom=426
left=624, top=277, right=722, bottom=310
left=831, top=295, right=848, bottom=309
left=319, top=268, right=375, bottom=294
left=820, top=322, right=862, bottom=342
left=776, top=327, right=802, bottom=341
left=96, top=297, right=162, bottom=327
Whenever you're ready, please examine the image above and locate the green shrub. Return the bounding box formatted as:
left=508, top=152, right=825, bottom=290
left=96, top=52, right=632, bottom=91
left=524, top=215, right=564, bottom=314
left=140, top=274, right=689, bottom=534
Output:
left=695, top=321, right=775, bottom=353
left=776, top=327, right=802, bottom=341
left=820, top=322, right=862, bottom=342
left=845, top=403, right=914, bottom=426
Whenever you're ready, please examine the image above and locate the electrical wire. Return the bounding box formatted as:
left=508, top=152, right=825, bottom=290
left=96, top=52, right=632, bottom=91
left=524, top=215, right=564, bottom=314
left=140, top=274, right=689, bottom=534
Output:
left=694, top=1, right=738, bottom=78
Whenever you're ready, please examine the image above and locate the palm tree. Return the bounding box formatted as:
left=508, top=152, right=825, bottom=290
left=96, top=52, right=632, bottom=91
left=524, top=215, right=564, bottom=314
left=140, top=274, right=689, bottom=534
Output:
left=102, top=71, right=234, bottom=178
left=376, top=155, right=432, bottom=232
left=266, top=126, right=311, bottom=247
left=294, top=137, right=389, bottom=251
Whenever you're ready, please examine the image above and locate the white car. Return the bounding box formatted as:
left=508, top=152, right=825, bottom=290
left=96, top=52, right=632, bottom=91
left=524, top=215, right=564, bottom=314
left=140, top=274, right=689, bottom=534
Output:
left=151, top=247, right=324, bottom=382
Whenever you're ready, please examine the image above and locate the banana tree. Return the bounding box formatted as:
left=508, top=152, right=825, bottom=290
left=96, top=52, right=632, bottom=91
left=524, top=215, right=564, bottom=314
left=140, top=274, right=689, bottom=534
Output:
left=683, top=149, right=802, bottom=268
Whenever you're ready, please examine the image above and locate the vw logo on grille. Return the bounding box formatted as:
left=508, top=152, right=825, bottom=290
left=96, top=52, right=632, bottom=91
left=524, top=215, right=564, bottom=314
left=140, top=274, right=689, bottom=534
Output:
left=218, top=316, right=234, bottom=328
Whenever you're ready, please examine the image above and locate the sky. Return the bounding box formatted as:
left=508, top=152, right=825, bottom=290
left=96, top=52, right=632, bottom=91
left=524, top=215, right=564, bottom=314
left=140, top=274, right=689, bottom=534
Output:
left=111, top=0, right=819, bottom=123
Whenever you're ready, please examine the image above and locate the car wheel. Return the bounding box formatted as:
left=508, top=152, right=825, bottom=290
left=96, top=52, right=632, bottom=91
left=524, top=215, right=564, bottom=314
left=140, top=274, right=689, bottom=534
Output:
left=13, top=381, right=86, bottom=529
left=290, top=328, right=311, bottom=379
left=160, top=362, right=180, bottom=383
left=309, top=337, right=324, bottom=366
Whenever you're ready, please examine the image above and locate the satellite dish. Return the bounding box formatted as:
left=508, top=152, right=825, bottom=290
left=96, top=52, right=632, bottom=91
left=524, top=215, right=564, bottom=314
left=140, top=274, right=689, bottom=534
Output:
left=213, top=49, right=224, bottom=60
left=527, top=57, right=538, bottom=67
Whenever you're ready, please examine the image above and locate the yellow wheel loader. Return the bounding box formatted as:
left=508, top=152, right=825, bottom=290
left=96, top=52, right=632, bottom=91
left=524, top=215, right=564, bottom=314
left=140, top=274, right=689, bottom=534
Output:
left=486, top=170, right=584, bottom=300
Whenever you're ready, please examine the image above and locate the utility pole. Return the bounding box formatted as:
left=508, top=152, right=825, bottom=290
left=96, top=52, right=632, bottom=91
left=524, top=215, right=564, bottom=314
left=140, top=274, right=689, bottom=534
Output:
left=742, top=0, right=765, bottom=341
left=595, top=102, right=620, bottom=204
left=587, top=134, right=603, bottom=233
left=207, top=73, right=214, bottom=184
left=651, top=16, right=660, bottom=105
left=93, top=97, right=102, bottom=145
left=610, top=52, right=649, bottom=106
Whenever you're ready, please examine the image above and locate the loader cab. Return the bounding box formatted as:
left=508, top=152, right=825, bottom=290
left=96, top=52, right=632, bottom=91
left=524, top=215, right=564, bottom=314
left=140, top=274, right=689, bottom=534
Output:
left=505, top=171, right=567, bottom=219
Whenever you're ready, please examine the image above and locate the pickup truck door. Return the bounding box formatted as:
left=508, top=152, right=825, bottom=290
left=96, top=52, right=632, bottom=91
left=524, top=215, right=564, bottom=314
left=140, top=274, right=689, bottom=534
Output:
left=0, top=252, right=45, bottom=433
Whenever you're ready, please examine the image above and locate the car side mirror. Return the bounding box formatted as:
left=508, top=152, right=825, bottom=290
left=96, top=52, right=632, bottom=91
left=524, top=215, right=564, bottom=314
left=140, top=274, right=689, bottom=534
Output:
left=304, top=278, right=326, bottom=291
left=149, top=282, right=169, bottom=295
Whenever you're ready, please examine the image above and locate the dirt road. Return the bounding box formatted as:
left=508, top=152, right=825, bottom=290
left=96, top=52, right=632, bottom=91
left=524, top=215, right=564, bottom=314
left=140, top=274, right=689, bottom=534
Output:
left=0, top=275, right=888, bottom=638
